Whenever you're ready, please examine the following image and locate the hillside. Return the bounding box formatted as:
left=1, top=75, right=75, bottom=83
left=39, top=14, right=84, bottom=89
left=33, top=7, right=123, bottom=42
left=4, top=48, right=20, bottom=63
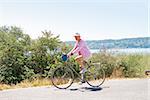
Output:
left=66, top=37, right=150, bottom=49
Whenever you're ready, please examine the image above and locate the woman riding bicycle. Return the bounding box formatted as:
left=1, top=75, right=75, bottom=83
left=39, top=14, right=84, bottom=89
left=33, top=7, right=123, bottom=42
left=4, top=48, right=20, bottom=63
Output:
left=51, top=33, right=105, bottom=88
left=67, top=33, right=91, bottom=83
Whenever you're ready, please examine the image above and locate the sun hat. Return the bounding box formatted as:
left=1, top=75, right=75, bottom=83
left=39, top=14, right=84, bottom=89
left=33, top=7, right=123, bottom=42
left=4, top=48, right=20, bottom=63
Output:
left=74, top=33, right=80, bottom=37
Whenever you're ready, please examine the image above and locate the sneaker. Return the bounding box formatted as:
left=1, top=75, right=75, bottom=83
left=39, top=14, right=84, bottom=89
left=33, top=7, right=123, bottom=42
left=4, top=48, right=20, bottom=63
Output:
left=78, top=80, right=86, bottom=85
left=79, top=68, right=87, bottom=74
left=145, top=71, right=150, bottom=75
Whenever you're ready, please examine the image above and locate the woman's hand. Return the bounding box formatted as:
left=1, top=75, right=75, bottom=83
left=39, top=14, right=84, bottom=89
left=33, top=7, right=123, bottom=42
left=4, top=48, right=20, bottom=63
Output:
left=67, top=52, right=73, bottom=58
left=71, top=53, right=74, bottom=56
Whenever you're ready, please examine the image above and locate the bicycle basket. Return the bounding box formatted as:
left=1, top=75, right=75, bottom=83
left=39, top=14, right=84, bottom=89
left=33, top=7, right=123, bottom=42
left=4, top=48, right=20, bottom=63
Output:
left=62, top=54, right=68, bottom=61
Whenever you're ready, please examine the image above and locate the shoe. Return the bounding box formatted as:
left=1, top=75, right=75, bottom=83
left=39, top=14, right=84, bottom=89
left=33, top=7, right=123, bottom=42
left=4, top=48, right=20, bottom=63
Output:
left=78, top=80, right=86, bottom=85
left=79, top=68, right=87, bottom=74
left=145, top=71, right=150, bottom=75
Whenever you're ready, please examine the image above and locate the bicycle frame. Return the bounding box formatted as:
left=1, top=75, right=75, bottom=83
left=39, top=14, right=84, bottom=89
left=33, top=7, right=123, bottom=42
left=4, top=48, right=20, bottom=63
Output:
left=63, top=60, right=91, bottom=80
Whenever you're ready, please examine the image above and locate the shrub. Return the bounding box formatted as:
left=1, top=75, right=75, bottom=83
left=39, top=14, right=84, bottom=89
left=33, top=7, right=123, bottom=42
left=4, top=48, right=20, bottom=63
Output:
left=90, top=51, right=149, bottom=78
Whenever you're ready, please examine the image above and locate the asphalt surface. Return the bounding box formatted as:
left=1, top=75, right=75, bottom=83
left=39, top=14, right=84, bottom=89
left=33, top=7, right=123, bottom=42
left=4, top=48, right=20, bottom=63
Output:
left=0, top=78, right=149, bottom=100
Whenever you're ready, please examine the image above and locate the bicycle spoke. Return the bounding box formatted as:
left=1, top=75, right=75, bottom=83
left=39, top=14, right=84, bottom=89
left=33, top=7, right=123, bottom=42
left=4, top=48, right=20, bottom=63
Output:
left=85, top=63, right=105, bottom=87
left=51, top=66, right=74, bottom=89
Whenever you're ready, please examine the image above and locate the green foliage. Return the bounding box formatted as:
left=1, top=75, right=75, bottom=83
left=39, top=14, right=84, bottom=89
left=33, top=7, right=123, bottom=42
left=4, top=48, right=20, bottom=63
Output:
left=0, top=26, right=61, bottom=84
left=28, top=30, right=61, bottom=76
left=0, top=26, right=33, bottom=84
left=0, top=25, right=149, bottom=85
left=90, top=51, right=117, bottom=77
left=90, top=51, right=149, bottom=78
left=121, top=54, right=149, bottom=77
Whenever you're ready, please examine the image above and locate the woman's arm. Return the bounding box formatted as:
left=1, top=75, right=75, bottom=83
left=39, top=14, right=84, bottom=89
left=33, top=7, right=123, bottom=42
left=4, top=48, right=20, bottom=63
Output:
left=67, top=42, right=78, bottom=56
left=71, top=40, right=85, bottom=54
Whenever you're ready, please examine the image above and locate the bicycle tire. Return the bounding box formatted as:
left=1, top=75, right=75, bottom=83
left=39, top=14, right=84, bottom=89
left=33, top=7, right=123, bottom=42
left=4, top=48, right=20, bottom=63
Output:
left=85, top=63, right=105, bottom=87
left=51, top=66, right=74, bottom=89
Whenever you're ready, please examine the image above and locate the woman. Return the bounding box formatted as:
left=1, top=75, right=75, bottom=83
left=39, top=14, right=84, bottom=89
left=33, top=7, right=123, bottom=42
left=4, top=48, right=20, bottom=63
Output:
left=67, top=33, right=91, bottom=83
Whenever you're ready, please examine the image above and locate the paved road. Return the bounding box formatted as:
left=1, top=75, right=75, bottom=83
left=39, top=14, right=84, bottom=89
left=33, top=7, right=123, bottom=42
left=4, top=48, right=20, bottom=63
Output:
left=0, top=79, right=149, bottom=100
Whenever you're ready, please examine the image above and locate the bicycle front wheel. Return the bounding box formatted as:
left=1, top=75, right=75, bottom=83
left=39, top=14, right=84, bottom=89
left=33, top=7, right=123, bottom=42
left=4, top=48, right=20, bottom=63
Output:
left=85, top=63, right=105, bottom=87
left=51, top=66, right=74, bottom=89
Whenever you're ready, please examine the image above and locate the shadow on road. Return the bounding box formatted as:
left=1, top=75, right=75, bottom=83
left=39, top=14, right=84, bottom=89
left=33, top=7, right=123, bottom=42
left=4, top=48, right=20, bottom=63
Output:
left=50, top=84, right=110, bottom=92
left=68, top=87, right=103, bottom=92
left=50, top=85, right=110, bottom=92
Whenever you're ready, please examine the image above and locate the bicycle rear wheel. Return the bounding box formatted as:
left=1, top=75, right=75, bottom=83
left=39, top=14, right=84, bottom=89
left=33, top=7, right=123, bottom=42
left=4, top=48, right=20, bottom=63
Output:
left=51, top=66, right=74, bottom=89
left=85, top=63, right=105, bottom=87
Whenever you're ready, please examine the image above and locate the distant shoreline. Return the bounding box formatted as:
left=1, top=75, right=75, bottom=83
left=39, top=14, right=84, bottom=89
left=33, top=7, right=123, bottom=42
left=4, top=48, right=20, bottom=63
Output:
left=65, top=36, right=150, bottom=42
left=66, top=37, right=150, bottom=49
left=90, top=48, right=150, bottom=54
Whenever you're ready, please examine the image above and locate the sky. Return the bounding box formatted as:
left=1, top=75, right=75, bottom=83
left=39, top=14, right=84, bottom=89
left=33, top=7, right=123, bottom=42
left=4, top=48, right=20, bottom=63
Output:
left=0, top=0, right=149, bottom=41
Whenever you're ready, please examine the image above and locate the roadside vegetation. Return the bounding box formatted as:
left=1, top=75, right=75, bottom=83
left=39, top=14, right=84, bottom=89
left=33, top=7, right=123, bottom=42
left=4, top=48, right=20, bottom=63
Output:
left=91, top=51, right=149, bottom=78
left=0, top=26, right=149, bottom=90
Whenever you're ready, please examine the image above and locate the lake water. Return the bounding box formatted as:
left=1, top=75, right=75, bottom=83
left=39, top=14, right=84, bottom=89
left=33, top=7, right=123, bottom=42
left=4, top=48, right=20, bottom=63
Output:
left=90, top=48, right=150, bottom=54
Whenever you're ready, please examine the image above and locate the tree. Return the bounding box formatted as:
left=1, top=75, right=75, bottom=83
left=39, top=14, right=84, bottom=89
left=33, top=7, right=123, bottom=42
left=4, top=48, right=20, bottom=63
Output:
left=28, top=30, right=61, bottom=76
left=0, top=26, right=33, bottom=84
left=0, top=26, right=62, bottom=84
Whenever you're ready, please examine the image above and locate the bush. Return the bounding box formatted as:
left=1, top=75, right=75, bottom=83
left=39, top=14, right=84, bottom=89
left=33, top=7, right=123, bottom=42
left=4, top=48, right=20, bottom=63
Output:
left=0, top=26, right=61, bottom=84
left=90, top=51, right=117, bottom=77
left=0, top=40, right=34, bottom=84
left=90, top=51, right=149, bottom=78
left=121, top=54, right=149, bottom=77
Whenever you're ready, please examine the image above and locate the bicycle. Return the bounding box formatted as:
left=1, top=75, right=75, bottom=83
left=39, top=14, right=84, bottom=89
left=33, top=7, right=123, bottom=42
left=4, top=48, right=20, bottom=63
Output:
left=51, top=54, right=105, bottom=89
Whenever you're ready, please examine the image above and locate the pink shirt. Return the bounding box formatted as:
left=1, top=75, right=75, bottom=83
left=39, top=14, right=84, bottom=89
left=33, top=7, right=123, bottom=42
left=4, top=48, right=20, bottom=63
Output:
left=68, top=39, right=91, bottom=58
